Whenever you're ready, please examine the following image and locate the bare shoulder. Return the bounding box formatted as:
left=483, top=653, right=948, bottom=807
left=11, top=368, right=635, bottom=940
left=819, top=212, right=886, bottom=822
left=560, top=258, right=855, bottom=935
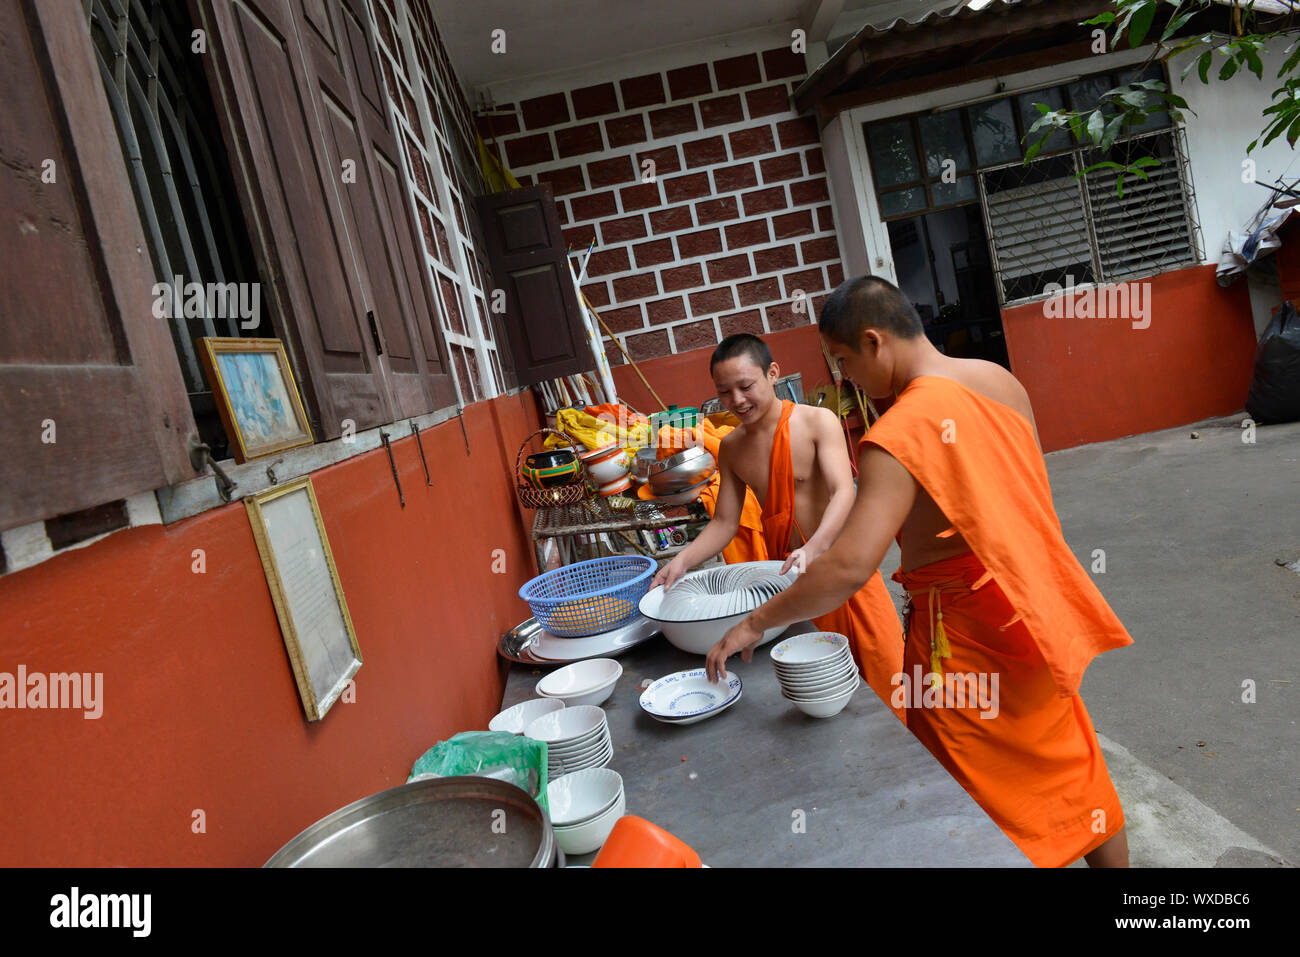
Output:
left=951, top=359, right=1034, bottom=421
left=791, top=403, right=839, bottom=436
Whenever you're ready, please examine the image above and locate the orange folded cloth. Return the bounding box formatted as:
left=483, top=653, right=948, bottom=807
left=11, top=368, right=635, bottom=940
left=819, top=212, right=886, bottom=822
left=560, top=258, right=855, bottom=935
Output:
left=763, top=401, right=904, bottom=723
left=863, top=375, right=1132, bottom=866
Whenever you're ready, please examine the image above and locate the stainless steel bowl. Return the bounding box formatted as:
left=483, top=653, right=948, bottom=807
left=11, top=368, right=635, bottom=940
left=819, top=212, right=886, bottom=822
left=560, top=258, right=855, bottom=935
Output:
left=649, top=446, right=716, bottom=494
left=631, top=447, right=660, bottom=484
left=265, top=776, right=556, bottom=867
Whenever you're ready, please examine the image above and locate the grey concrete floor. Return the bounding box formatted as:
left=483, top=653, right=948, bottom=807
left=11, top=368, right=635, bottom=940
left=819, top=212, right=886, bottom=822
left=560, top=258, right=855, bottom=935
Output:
left=875, top=414, right=1300, bottom=868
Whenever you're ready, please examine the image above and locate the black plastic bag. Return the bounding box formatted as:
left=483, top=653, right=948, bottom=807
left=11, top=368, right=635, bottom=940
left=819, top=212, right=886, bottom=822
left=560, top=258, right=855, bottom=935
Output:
left=1246, top=301, right=1300, bottom=424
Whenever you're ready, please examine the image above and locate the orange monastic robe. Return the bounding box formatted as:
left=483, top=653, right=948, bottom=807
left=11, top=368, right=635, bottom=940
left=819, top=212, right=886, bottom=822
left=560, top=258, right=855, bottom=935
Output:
left=862, top=375, right=1132, bottom=867
left=764, top=401, right=905, bottom=723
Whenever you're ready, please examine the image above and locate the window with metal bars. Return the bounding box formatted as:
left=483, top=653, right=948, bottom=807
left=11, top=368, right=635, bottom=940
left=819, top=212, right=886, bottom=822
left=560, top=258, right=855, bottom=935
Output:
left=865, top=63, right=1202, bottom=306
left=87, top=0, right=265, bottom=459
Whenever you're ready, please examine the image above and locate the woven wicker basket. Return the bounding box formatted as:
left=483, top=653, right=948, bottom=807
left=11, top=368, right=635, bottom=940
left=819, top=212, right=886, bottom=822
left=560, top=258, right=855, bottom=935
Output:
left=515, top=428, right=587, bottom=509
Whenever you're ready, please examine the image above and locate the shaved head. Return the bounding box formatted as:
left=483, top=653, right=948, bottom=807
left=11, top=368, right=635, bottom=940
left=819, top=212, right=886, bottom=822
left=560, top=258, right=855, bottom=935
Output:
left=818, top=275, right=924, bottom=345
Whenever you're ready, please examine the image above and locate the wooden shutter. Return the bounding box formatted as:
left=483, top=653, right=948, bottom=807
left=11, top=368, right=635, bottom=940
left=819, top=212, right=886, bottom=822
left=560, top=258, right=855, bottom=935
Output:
left=0, top=0, right=196, bottom=532
left=194, top=0, right=455, bottom=436
left=475, top=184, right=592, bottom=387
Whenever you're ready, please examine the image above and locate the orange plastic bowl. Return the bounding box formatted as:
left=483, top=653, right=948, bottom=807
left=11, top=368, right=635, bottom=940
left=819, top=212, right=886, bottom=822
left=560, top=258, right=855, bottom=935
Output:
left=590, top=815, right=702, bottom=868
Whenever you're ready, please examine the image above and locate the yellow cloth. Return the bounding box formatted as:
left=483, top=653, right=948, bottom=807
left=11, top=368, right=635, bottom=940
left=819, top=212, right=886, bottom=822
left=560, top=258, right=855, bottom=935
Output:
left=546, top=406, right=650, bottom=452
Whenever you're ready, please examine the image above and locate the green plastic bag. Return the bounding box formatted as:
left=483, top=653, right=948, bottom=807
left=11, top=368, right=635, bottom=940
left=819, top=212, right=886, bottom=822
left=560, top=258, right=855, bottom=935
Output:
left=408, top=731, right=549, bottom=815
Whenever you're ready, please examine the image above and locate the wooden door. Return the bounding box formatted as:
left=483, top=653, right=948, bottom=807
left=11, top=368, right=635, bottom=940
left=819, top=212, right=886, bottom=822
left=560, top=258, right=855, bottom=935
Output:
left=475, top=184, right=592, bottom=387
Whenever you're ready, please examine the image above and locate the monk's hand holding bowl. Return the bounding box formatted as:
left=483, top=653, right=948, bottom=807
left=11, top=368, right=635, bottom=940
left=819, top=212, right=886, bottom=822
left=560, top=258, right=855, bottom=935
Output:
left=706, top=617, right=763, bottom=683
left=779, top=546, right=813, bottom=576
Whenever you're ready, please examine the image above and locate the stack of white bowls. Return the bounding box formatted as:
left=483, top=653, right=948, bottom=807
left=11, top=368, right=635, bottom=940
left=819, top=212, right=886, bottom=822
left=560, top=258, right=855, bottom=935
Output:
left=770, top=632, right=860, bottom=718
left=525, top=705, right=613, bottom=778
left=546, top=767, right=627, bottom=855
left=535, top=658, right=622, bottom=707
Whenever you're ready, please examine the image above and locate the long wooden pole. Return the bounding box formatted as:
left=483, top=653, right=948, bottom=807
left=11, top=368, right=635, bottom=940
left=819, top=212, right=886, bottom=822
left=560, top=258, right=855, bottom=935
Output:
left=579, top=290, right=669, bottom=413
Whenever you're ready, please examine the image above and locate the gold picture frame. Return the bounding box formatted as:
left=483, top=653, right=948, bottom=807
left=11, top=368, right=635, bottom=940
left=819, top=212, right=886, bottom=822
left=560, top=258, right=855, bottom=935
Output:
left=198, top=337, right=314, bottom=463
left=244, top=476, right=361, bottom=722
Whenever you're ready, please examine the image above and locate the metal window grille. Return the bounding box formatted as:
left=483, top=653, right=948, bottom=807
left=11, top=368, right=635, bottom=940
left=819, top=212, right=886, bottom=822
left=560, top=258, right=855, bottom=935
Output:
left=86, top=0, right=259, bottom=395
left=979, top=127, right=1201, bottom=304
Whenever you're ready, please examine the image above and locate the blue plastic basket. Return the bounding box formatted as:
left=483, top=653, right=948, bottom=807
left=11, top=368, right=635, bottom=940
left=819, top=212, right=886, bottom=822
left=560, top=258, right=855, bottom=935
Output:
left=519, top=555, right=655, bottom=638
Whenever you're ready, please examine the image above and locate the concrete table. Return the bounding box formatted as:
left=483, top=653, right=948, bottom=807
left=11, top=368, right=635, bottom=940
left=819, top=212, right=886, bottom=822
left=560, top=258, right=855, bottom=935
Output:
left=502, top=622, right=1029, bottom=867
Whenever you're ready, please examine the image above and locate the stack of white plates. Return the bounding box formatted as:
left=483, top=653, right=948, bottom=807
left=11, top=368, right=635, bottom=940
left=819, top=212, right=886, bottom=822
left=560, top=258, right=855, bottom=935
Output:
left=639, top=669, right=742, bottom=725
left=525, top=705, right=613, bottom=778
left=547, top=768, right=627, bottom=855
left=769, top=632, right=860, bottom=718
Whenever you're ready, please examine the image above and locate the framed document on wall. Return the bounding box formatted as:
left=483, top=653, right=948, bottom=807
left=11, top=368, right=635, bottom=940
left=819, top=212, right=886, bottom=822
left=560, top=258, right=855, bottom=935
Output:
left=244, top=476, right=361, bottom=721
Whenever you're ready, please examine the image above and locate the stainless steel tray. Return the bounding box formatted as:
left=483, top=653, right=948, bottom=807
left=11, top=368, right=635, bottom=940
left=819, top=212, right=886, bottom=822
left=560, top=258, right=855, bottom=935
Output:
left=265, top=776, right=556, bottom=868
left=498, top=615, right=660, bottom=666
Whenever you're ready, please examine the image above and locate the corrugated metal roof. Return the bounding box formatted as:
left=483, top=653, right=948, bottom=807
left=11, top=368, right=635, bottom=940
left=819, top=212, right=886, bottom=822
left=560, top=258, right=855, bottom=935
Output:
left=853, top=0, right=1033, bottom=44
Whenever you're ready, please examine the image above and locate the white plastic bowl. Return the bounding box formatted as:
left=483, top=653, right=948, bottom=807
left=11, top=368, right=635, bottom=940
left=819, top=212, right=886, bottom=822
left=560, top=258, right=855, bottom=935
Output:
left=552, top=790, right=627, bottom=855
left=488, top=697, right=564, bottom=734
left=770, top=632, right=850, bottom=665
left=525, top=705, right=607, bottom=744
left=639, top=586, right=784, bottom=655
left=536, top=659, right=622, bottom=707
left=547, top=768, right=624, bottom=826
left=788, top=682, right=858, bottom=718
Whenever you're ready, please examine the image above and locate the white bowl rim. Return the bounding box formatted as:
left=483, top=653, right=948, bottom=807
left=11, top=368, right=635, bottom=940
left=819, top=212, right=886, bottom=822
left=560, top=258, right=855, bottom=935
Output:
left=770, top=631, right=850, bottom=664
left=546, top=727, right=610, bottom=753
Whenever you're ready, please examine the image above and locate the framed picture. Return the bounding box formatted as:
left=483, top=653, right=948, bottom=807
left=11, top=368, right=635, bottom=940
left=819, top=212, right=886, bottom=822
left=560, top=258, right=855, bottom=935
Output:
left=244, top=477, right=361, bottom=722
left=198, top=337, right=314, bottom=462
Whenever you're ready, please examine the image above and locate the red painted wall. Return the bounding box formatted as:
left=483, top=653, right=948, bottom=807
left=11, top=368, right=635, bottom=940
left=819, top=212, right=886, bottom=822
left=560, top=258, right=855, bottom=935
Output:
left=0, top=393, right=543, bottom=866
left=1000, top=264, right=1257, bottom=451
left=608, top=323, right=835, bottom=414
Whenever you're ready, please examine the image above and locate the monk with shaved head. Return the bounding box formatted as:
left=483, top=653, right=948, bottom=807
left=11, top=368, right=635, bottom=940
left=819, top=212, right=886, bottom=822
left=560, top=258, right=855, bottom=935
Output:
left=705, top=275, right=1133, bottom=868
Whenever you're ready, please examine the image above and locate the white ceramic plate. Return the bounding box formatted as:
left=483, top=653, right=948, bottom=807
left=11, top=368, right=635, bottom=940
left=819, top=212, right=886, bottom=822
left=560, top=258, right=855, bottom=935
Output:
left=647, top=690, right=742, bottom=725
left=639, top=668, right=742, bottom=719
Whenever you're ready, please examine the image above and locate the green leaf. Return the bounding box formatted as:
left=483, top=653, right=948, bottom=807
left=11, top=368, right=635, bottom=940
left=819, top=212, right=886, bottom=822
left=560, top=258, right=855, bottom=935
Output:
left=1103, top=114, right=1127, bottom=150
left=1068, top=113, right=1086, bottom=144
left=1119, top=90, right=1149, bottom=108
left=1128, top=1, right=1157, bottom=47
left=1197, top=50, right=1212, bottom=84
left=1025, top=138, right=1045, bottom=162
left=1117, top=175, right=1126, bottom=200
left=1219, top=57, right=1240, bottom=82
left=1087, top=109, right=1106, bottom=144
left=1131, top=156, right=1162, bottom=169
left=1160, top=9, right=1197, bottom=42
left=1285, top=112, right=1300, bottom=147
left=1082, top=12, right=1117, bottom=26
left=1246, top=48, right=1264, bottom=79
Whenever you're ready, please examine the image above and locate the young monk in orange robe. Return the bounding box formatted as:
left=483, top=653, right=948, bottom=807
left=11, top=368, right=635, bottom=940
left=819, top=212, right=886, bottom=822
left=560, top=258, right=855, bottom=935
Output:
left=705, top=277, right=1132, bottom=868
left=651, top=335, right=904, bottom=722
